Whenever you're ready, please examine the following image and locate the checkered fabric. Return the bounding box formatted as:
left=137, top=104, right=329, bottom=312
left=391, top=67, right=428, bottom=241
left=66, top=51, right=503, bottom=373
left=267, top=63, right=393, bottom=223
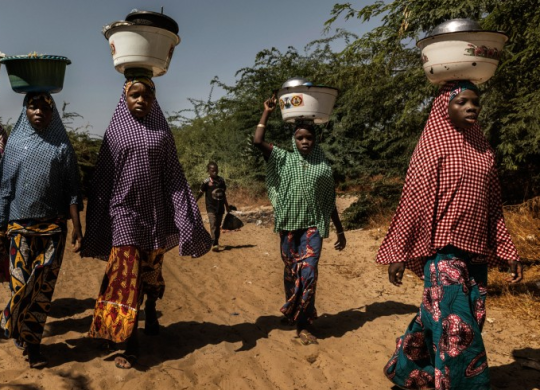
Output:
left=81, top=81, right=212, bottom=259
left=266, top=137, right=336, bottom=238
left=0, top=124, right=7, bottom=157
left=0, top=93, right=82, bottom=228
left=376, top=82, right=519, bottom=278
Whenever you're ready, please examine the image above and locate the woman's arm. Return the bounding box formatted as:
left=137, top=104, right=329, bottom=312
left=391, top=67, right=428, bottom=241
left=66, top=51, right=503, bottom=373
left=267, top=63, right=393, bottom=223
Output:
left=253, top=97, right=277, bottom=160
left=69, top=203, right=83, bottom=252
left=331, top=207, right=346, bottom=251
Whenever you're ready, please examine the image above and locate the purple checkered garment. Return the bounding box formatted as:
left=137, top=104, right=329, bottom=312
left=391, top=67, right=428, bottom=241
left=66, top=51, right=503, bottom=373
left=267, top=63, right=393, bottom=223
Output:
left=81, top=85, right=212, bottom=259
left=376, top=82, right=519, bottom=277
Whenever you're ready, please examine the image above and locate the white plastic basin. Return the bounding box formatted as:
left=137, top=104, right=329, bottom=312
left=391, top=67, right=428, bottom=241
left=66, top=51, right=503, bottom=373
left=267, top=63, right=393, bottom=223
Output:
left=105, top=24, right=180, bottom=77
left=417, top=31, right=507, bottom=85
left=277, top=86, right=338, bottom=124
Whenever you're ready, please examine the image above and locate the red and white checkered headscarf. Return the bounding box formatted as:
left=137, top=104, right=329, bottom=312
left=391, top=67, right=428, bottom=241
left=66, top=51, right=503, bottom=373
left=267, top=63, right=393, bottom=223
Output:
left=376, top=82, right=519, bottom=278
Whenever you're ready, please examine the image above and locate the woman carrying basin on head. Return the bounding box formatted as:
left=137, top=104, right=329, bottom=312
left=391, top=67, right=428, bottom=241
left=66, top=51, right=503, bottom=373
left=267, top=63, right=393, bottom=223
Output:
left=0, top=92, right=83, bottom=369
left=253, top=95, right=346, bottom=346
left=377, top=81, right=523, bottom=390
left=82, top=72, right=212, bottom=369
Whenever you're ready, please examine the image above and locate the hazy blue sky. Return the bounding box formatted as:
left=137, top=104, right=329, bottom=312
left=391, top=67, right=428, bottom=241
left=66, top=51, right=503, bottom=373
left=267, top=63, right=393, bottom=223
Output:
left=0, top=1, right=377, bottom=136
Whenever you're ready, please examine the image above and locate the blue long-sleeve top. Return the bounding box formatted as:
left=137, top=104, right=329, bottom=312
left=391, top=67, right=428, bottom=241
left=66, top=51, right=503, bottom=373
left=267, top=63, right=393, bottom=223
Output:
left=0, top=94, right=82, bottom=228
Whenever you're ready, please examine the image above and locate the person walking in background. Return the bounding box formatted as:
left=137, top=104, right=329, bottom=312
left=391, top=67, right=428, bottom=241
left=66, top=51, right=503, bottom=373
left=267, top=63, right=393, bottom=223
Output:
left=196, top=161, right=230, bottom=252
left=81, top=74, right=212, bottom=369
left=377, top=81, right=523, bottom=389
left=253, top=96, right=346, bottom=346
left=0, top=92, right=83, bottom=368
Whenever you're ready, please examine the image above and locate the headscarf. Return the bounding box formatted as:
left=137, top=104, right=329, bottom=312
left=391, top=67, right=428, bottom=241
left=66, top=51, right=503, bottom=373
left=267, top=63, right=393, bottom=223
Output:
left=0, top=93, right=81, bottom=227
left=266, top=125, right=336, bottom=237
left=27, top=92, right=55, bottom=111
left=376, top=81, right=519, bottom=277
left=448, top=80, right=480, bottom=102
left=81, top=80, right=212, bottom=259
left=124, top=77, right=156, bottom=97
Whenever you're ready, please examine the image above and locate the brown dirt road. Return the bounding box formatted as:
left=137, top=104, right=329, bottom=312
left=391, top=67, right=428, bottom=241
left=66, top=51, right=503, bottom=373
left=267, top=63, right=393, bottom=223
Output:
left=1, top=198, right=539, bottom=389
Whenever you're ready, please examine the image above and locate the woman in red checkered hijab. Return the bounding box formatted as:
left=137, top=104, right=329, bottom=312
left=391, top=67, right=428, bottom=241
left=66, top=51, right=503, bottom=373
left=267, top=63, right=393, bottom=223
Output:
left=377, top=81, right=523, bottom=389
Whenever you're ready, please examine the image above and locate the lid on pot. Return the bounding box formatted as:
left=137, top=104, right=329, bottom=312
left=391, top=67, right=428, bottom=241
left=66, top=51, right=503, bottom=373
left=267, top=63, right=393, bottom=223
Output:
left=428, top=19, right=482, bottom=36
left=125, top=9, right=179, bottom=35
left=102, top=21, right=134, bottom=39
left=281, top=77, right=313, bottom=88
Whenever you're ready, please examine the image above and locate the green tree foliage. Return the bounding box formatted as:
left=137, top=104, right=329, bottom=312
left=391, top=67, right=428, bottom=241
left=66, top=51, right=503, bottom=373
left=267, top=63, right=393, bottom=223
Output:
left=327, top=0, right=540, bottom=202
left=61, top=102, right=102, bottom=197
left=169, top=39, right=352, bottom=194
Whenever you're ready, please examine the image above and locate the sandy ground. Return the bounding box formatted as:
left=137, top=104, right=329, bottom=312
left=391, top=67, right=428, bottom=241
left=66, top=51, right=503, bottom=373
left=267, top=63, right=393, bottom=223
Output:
left=1, top=197, right=539, bottom=390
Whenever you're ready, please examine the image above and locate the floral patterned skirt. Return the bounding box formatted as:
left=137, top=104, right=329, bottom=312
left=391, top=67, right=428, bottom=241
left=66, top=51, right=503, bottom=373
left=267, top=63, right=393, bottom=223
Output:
left=88, top=246, right=165, bottom=343
left=1, top=219, right=67, bottom=344
left=384, top=246, right=491, bottom=390
left=279, top=227, right=321, bottom=324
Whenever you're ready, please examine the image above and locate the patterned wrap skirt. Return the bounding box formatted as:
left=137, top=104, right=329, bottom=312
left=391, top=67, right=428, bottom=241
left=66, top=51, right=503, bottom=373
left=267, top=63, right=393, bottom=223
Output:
left=279, top=227, right=322, bottom=324
left=89, top=246, right=165, bottom=343
left=1, top=219, right=67, bottom=344
left=384, top=246, right=491, bottom=390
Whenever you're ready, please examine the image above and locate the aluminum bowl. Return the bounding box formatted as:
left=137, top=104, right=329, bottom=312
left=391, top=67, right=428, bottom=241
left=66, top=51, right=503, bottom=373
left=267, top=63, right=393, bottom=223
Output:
left=281, top=77, right=310, bottom=88
left=417, top=19, right=507, bottom=85
left=429, top=19, right=482, bottom=36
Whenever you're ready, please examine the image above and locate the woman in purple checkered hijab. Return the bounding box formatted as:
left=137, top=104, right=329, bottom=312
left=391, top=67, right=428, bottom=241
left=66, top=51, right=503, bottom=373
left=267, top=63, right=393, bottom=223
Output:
left=82, top=75, right=212, bottom=369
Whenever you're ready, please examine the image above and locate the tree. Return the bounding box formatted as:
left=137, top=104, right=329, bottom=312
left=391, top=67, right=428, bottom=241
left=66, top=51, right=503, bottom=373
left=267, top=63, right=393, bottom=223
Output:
left=327, top=0, right=540, bottom=202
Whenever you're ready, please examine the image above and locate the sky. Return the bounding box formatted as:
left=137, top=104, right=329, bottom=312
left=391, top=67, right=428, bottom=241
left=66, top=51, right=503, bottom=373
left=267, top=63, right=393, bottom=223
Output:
left=0, top=0, right=378, bottom=136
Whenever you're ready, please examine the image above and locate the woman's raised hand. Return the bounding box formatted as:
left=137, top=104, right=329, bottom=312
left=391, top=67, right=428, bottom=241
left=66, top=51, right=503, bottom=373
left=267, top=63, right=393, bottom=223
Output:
left=264, top=96, right=277, bottom=112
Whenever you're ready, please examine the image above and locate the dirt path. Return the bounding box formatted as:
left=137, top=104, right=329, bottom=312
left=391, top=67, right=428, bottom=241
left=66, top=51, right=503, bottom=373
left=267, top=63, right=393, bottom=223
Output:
left=1, top=200, right=539, bottom=389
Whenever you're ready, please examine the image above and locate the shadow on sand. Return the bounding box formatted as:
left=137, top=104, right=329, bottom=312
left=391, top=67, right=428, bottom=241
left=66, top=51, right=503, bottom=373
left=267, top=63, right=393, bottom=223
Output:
left=41, top=301, right=418, bottom=371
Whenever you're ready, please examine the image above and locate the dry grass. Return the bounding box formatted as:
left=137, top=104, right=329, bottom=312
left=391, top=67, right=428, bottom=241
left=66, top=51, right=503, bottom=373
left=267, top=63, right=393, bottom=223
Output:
left=366, top=196, right=540, bottom=332
left=488, top=199, right=540, bottom=332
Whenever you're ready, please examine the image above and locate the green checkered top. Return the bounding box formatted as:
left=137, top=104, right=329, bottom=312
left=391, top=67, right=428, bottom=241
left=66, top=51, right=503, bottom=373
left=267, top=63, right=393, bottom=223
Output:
left=266, top=140, right=336, bottom=238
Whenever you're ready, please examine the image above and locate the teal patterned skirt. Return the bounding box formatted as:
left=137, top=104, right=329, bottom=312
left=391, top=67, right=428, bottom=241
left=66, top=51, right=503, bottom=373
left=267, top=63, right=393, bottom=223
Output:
left=384, top=246, right=491, bottom=390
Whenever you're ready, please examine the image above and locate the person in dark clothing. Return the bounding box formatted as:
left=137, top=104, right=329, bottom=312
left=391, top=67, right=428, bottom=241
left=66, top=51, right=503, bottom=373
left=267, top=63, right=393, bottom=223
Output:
left=196, top=162, right=230, bottom=251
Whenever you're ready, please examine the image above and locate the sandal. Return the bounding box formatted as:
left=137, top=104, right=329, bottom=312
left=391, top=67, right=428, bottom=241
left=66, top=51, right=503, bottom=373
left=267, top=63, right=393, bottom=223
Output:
left=27, top=344, right=48, bottom=369
left=115, top=331, right=139, bottom=369
left=114, top=353, right=137, bottom=369
left=298, top=329, right=318, bottom=346
left=14, top=339, right=26, bottom=351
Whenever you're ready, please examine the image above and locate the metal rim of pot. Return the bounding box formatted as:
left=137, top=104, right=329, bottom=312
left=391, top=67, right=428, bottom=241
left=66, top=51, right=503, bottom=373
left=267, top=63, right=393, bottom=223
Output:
left=125, top=10, right=179, bottom=35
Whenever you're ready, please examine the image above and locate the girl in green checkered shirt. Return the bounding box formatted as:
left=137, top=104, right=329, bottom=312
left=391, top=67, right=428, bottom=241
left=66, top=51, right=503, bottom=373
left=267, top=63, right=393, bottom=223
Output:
left=253, top=96, right=346, bottom=345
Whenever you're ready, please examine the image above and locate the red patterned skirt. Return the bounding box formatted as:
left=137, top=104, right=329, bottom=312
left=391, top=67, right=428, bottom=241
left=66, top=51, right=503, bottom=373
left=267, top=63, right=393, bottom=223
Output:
left=89, top=246, right=165, bottom=343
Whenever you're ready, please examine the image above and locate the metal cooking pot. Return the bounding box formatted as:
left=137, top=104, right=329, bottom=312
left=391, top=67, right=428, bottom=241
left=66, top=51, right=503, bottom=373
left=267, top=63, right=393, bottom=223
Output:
left=281, top=77, right=311, bottom=88
left=125, top=10, right=179, bottom=35
left=428, top=18, right=482, bottom=36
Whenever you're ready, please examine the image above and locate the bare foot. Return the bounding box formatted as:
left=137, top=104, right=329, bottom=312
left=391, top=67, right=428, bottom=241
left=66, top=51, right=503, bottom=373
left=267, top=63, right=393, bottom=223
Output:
left=114, top=354, right=137, bottom=369
left=298, top=329, right=318, bottom=345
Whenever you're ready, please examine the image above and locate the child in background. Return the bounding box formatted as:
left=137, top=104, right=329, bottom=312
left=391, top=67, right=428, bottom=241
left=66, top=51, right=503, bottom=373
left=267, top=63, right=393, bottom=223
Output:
left=197, top=162, right=230, bottom=252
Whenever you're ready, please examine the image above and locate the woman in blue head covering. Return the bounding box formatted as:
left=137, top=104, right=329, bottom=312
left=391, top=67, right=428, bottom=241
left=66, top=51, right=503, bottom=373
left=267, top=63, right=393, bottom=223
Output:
left=0, top=92, right=83, bottom=368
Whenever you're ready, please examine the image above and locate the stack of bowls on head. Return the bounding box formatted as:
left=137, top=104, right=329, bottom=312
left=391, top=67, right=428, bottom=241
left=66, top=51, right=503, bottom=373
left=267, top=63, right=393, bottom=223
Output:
left=416, top=19, right=508, bottom=85
left=277, top=77, right=339, bottom=124
left=0, top=53, right=71, bottom=94
left=103, top=9, right=181, bottom=78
